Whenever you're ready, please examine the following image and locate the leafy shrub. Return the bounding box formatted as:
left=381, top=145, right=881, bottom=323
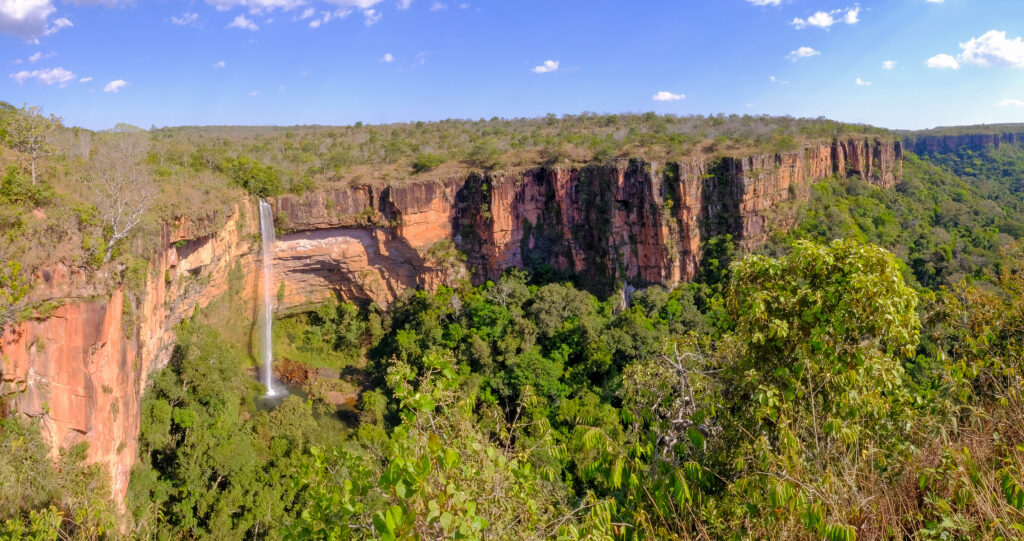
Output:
left=411, top=152, right=444, bottom=173
left=218, top=155, right=282, bottom=197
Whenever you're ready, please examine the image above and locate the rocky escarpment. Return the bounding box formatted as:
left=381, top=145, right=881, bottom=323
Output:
left=0, top=203, right=261, bottom=502
left=905, top=132, right=1024, bottom=154
left=272, top=137, right=902, bottom=302
left=0, top=137, right=902, bottom=506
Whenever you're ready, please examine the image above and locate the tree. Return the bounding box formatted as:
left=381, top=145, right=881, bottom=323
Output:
left=411, top=152, right=444, bottom=174
left=88, top=135, right=158, bottom=263
left=3, top=105, right=61, bottom=185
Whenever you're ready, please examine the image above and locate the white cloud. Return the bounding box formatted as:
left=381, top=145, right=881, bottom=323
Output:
left=0, top=0, right=55, bottom=39
left=10, top=66, right=75, bottom=86
left=79, top=76, right=92, bottom=82
left=309, top=8, right=352, bottom=28
left=997, top=98, right=1024, bottom=107
left=882, top=60, right=896, bottom=70
left=362, top=8, right=381, bottom=25
left=926, top=53, right=960, bottom=70
left=42, top=16, right=71, bottom=37
left=171, top=12, right=200, bottom=25
left=844, top=6, right=860, bottom=24
left=787, top=47, right=820, bottom=61
left=103, top=79, right=127, bottom=92
left=855, top=77, right=871, bottom=86
left=532, top=60, right=559, bottom=73
left=249, top=90, right=260, bottom=96
left=430, top=1, right=446, bottom=10
left=396, top=0, right=412, bottom=8
left=926, top=0, right=943, bottom=3
left=213, top=60, right=227, bottom=68
left=652, top=91, right=685, bottom=102
left=746, top=0, right=781, bottom=5
left=325, top=0, right=384, bottom=7
left=791, top=7, right=860, bottom=30
left=227, top=14, right=258, bottom=30
left=25, top=50, right=55, bottom=63
left=380, top=53, right=393, bottom=62
left=958, top=30, right=1024, bottom=68
left=63, top=0, right=130, bottom=5
left=205, top=0, right=308, bottom=14
left=459, top=2, right=468, bottom=7
left=298, top=7, right=315, bottom=18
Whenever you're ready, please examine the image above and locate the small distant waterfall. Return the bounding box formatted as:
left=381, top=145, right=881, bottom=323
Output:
left=258, top=199, right=277, bottom=397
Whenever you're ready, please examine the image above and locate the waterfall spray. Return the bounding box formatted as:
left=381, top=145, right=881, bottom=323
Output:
left=258, top=199, right=277, bottom=397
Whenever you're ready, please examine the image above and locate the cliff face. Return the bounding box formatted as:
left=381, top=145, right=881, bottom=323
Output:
left=0, top=203, right=260, bottom=502
left=0, top=137, right=902, bottom=505
left=906, top=132, right=1024, bottom=154
left=274, top=137, right=902, bottom=301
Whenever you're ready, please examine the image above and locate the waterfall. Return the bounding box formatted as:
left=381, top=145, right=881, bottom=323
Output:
left=258, top=199, right=277, bottom=397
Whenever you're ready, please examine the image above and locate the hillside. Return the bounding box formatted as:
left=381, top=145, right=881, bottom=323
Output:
left=5, top=105, right=1024, bottom=538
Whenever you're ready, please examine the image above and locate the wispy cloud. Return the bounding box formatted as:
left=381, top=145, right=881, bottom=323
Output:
left=10, top=66, right=75, bottom=86
left=791, top=6, right=860, bottom=30
left=532, top=60, right=559, bottom=73
left=787, top=47, right=820, bottom=62
left=103, top=79, right=128, bottom=93
left=227, top=14, right=259, bottom=30
left=171, top=12, right=201, bottom=26
left=363, top=8, right=381, bottom=25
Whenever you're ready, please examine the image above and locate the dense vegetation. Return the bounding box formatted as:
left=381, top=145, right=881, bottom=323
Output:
left=6, top=101, right=1024, bottom=538
left=147, top=113, right=895, bottom=188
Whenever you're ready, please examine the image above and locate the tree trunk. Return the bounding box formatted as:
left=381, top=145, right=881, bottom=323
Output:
left=30, top=160, right=36, bottom=185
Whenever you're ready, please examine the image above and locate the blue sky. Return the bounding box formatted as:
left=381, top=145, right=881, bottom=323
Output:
left=2, top=0, right=1023, bottom=130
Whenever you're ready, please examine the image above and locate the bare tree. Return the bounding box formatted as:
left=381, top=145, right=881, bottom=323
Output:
left=5, top=104, right=61, bottom=185
left=88, top=134, right=158, bottom=263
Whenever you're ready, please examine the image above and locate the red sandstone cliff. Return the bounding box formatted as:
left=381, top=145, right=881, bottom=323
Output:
left=905, top=132, right=1024, bottom=154
left=1, top=203, right=260, bottom=502
left=274, top=137, right=902, bottom=299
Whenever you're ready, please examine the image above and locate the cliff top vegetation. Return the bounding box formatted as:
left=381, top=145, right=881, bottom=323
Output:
left=902, top=123, right=1024, bottom=137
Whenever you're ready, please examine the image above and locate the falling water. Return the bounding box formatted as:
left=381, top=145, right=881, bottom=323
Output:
left=258, top=199, right=277, bottom=397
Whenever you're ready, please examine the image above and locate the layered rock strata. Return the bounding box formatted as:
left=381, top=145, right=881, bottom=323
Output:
left=906, top=132, right=1024, bottom=154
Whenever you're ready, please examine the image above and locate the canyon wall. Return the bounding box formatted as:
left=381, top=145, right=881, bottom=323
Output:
left=273, top=137, right=902, bottom=303
left=906, top=132, right=1024, bottom=154
left=0, top=136, right=901, bottom=504
left=0, top=203, right=261, bottom=502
